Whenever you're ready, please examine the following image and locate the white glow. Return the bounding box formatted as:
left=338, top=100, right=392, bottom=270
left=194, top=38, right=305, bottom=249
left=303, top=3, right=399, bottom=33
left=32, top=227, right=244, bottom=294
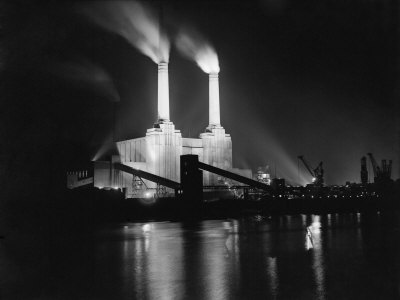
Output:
left=144, top=191, right=152, bottom=198
left=209, top=73, right=220, bottom=126
left=267, top=257, right=279, bottom=298
left=310, top=215, right=321, bottom=234
left=306, top=229, right=314, bottom=250
left=80, top=1, right=170, bottom=64
left=175, top=28, right=220, bottom=74
left=158, top=63, right=170, bottom=121
left=142, top=224, right=151, bottom=232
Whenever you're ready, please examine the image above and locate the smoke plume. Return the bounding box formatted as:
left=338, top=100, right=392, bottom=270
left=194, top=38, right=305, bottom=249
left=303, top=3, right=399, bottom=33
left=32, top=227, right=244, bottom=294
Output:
left=175, top=27, right=220, bottom=74
left=79, top=1, right=169, bottom=63
left=49, top=59, right=120, bottom=102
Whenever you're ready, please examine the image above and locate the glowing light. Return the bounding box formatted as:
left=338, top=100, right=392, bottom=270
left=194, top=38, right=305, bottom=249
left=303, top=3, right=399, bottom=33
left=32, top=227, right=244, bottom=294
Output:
left=142, top=224, right=151, bottom=233
left=158, top=62, right=170, bottom=121
left=175, top=28, right=220, bottom=74
left=144, top=191, right=152, bottom=198
left=80, top=1, right=170, bottom=63
left=309, top=216, right=321, bottom=234
left=312, top=177, right=316, bottom=182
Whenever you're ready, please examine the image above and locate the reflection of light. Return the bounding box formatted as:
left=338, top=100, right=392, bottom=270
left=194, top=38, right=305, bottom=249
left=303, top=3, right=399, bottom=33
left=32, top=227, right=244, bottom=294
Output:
left=147, top=223, right=184, bottom=300
left=310, top=216, right=321, bottom=234
left=142, top=224, right=151, bottom=233
left=144, top=191, right=152, bottom=198
left=267, top=257, right=279, bottom=298
left=307, top=215, right=326, bottom=300
left=202, top=223, right=229, bottom=300
left=232, top=220, right=239, bottom=233
left=223, top=221, right=232, bottom=231
left=113, top=186, right=119, bottom=190
left=306, top=227, right=314, bottom=250
left=301, top=214, right=307, bottom=227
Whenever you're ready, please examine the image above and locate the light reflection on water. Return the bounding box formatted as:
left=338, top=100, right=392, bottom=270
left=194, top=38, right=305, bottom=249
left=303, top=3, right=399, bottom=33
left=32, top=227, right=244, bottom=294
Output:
left=2, top=213, right=400, bottom=299
left=308, top=215, right=326, bottom=300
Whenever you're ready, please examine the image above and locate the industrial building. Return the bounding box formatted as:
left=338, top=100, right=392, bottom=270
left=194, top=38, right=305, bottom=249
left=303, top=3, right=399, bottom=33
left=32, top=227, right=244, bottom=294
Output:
left=93, top=61, right=251, bottom=198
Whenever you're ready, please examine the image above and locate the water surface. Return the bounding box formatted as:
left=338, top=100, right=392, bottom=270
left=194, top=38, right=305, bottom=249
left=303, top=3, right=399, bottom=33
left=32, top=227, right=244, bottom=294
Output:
left=1, top=212, right=400, bottom=299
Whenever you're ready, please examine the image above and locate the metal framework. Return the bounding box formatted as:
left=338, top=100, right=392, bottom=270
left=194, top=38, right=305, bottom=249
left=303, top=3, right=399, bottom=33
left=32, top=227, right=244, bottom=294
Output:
left=198, top=162, right=271, bottom=191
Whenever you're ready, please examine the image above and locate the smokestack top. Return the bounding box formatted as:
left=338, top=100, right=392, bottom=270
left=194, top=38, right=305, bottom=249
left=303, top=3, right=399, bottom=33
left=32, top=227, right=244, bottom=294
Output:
left=158, top=62, right=168, bottom=69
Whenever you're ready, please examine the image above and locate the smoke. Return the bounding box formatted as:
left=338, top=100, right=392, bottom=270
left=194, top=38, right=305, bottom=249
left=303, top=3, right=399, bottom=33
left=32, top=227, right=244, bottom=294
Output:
left=175, top=27, right=220, bottom=74
left=48, top=59, right=120, bottom=102
left=79, top=1, right=169, bottom=64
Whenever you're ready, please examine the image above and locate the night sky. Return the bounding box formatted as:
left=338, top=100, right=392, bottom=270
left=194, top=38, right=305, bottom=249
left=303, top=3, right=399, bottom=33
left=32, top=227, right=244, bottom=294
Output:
left=1, top=0, right=399, bottom=190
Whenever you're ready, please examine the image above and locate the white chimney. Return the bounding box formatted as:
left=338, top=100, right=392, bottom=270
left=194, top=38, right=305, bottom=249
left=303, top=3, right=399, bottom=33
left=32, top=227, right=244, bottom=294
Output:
left=158, top=62, right=169, bottom=122
left=209, top=73, right=220, bottom=127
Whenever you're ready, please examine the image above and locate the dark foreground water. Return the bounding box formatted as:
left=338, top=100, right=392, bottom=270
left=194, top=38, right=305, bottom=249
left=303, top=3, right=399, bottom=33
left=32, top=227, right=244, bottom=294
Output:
left=2, top=212, right=400, bottom=299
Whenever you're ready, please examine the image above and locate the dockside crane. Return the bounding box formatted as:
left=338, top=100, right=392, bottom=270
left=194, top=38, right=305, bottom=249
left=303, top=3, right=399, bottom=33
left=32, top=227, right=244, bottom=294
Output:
left=367, top=153, right=393, bottom=183
left=297, top=155, right=324, bottom=186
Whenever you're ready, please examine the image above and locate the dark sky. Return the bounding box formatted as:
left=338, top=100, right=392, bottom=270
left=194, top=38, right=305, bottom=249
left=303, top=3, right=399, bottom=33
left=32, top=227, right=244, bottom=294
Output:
left=1, top=0, right=399, bottom=187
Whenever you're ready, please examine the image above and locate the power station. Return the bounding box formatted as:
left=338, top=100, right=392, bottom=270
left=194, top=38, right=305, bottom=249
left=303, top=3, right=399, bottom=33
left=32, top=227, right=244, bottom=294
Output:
left=92, top=61, right=251, bottom=198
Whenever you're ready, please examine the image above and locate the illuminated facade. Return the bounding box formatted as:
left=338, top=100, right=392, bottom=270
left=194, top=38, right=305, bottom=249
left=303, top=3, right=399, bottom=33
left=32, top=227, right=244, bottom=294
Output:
left=94, top=62, right=251, bottom=198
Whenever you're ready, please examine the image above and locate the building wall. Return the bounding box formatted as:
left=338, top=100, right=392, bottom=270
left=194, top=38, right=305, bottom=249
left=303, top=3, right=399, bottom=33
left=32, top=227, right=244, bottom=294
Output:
left=200, top=127, right=233, bottom=185
left=145, top=122, right=182, bottom=187
left=116, top=137, right=146, bottom=163
left=182, top=138, right=204, bottom=161
left=94, top=124, right=253, bottom=197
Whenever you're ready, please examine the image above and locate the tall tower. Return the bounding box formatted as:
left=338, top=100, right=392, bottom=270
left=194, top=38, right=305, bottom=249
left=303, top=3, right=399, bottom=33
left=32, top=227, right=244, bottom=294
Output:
left=157, top=62, right=170, bottom=123
left=200, top=72, right=232, bottom=185
left=208, top=73, right=221, bottom=128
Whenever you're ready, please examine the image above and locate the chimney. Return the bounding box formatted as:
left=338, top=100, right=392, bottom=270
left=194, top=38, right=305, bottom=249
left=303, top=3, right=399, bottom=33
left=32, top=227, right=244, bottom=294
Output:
left=209, top=73, right=220, bottom=127
left=158, top=62, right=169, bottom=122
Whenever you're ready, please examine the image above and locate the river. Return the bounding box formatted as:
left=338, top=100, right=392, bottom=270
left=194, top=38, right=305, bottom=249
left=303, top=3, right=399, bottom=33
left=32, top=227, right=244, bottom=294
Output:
left=1, top=212, right=400, bottom=299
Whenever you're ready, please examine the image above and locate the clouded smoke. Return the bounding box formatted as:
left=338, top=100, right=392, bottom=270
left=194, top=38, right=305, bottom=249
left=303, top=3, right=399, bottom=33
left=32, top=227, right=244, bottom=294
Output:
left=79, top=1, right=169, bottom=64
left=175, top=27, right=220, bottom=74
left=49, top=59, right=120, bottom=102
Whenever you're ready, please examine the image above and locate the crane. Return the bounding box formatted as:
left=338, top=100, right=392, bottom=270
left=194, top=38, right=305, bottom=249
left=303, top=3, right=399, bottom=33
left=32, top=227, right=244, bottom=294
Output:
left=367, top=153, right=393, bottom=183
left=297, top=155, right=324, bottom=186
left=367, top=153, right=380, bottom=179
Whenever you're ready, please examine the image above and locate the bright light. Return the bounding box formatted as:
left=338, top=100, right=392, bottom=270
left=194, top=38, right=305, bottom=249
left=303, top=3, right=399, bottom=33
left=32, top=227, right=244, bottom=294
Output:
left=142, top=224, right=151, bottom=233
left=113, top=186, right=119, bottom=190
left=144, top=191, right=152, bottom=198
left=312, top=177, right=316, bottom=182
left=80, top=1, right=170, bottom=63
left=175, top=28, right=220, bottom=74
